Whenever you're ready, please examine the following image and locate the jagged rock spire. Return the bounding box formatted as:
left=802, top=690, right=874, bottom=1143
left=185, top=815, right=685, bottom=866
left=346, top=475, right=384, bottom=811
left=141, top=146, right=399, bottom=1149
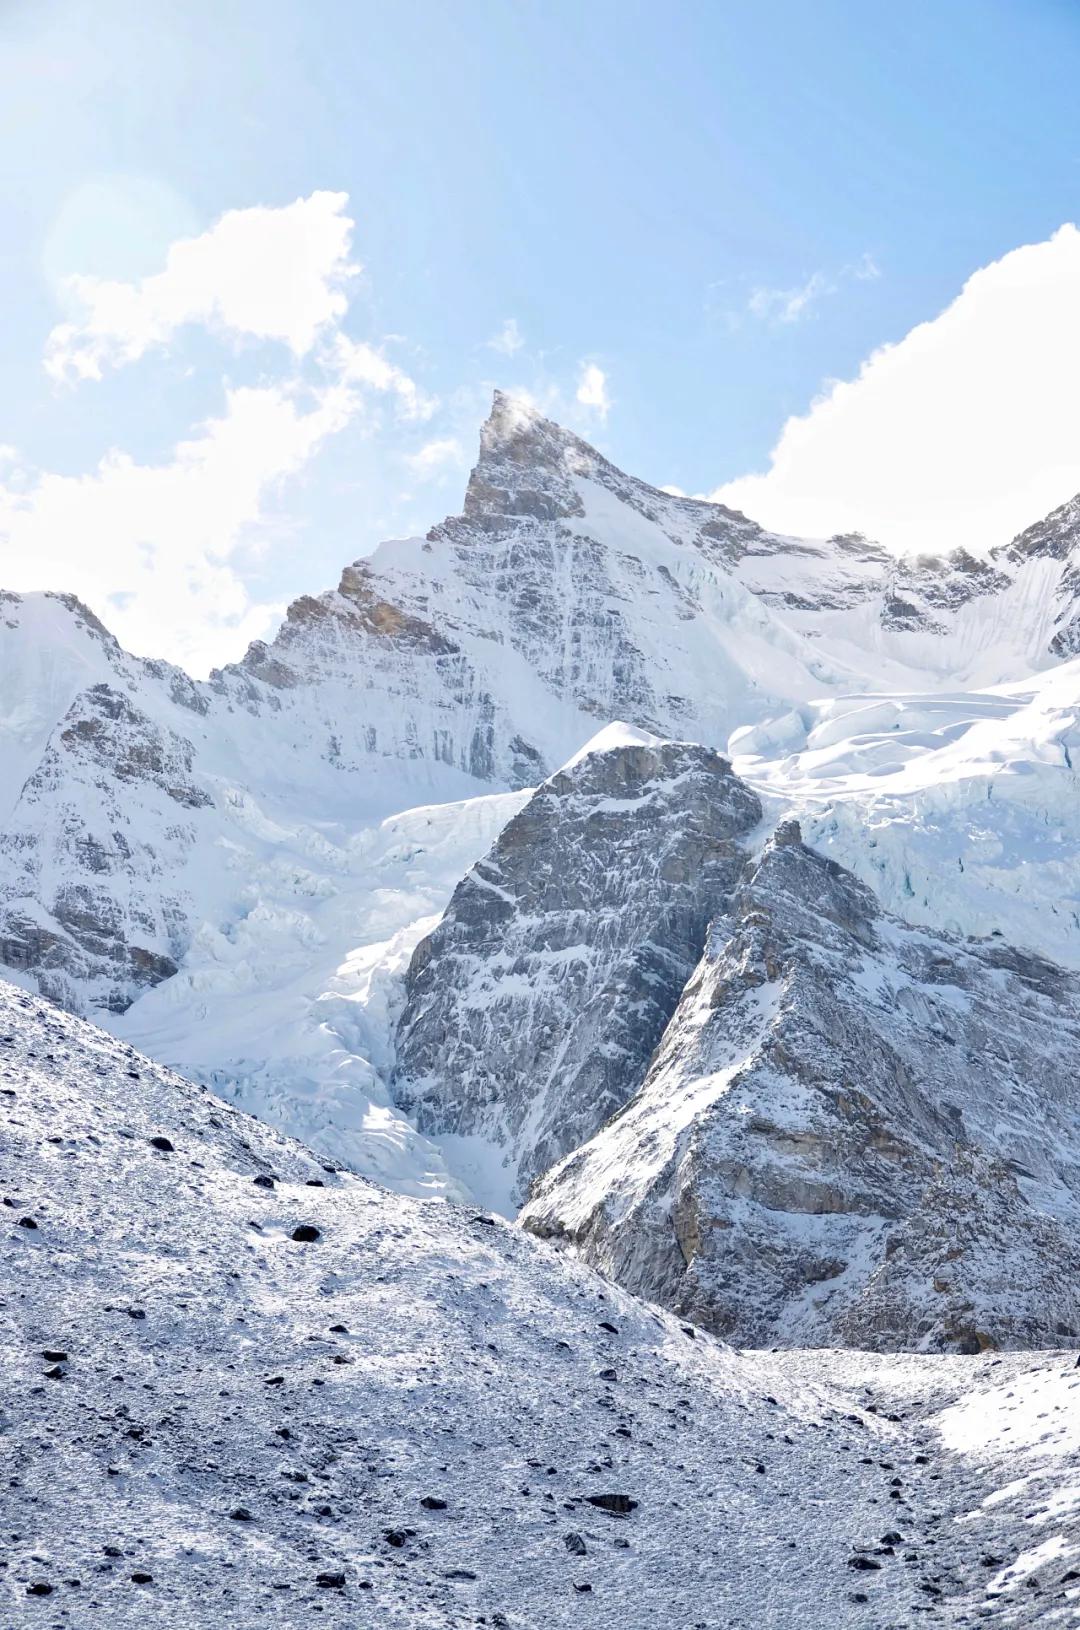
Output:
left=463, top=391, right=601, bottom=524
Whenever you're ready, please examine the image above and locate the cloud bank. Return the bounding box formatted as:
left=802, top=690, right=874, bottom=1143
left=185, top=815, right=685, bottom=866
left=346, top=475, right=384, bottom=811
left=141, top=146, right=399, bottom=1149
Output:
left=44, top=190, right=356, bottom=382
left=1, top=382, right=354, bottom=675
left=715, top=226, right=1080, bottom=555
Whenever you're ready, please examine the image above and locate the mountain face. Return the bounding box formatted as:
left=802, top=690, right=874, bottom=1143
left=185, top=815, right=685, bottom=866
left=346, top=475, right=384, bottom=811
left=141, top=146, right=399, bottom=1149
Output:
left=394, top=728, right=762, bottom=1205
left=521, top=822, right=1080, bottom=1352
left=4, top=392, right=1080, bottom=1363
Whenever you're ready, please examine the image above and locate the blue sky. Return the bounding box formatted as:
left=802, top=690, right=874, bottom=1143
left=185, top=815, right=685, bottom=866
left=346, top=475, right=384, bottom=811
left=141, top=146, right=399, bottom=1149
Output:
left=2, top=0, right=1079, bottom=670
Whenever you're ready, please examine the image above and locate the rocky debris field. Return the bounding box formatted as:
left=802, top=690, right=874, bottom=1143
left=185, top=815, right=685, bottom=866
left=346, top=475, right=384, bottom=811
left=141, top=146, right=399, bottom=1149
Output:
left=2, top=979, right=1080, bottom=1627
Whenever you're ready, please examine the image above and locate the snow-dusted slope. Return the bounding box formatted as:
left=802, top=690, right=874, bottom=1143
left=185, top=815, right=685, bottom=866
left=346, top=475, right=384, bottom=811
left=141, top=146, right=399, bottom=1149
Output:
left=114, top=787, right=528, bottom=1197
left=5, top=977, right=1080, bottom=1626
left=523, top=822, right=1080, bottom=1352
left=394, top=729, right=761, bottom=1208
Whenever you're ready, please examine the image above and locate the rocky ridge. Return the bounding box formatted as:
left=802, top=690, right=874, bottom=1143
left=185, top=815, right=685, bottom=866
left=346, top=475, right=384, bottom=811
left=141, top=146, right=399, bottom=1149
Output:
left=4, top=394, right=1080, bottom=1019
left=521, top=819, right=1080, bottom=1351
left=2, top=395, right=1080, bottom=1322
left=394, top=727, right=761, bottom=1203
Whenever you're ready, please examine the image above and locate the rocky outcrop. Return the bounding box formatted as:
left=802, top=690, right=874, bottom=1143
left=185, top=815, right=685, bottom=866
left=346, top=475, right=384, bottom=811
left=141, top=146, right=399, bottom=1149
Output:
left=522, top=823, right=1080, bottom=1352
left=0, top=682, right=212, bottom=1012
left=393, top=730, right=762, bottom=1204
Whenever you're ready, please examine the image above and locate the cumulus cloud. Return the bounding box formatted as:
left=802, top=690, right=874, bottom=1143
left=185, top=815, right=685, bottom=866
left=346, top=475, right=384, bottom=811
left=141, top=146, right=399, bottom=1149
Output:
left=0, top=382, right=354, bottom=674
left=4, top=187, right=456, bottom=672
left=576, top=362, right=610, bottom=419
left=486, top=317, right=524, bottom=356
left=714, top=225, right=1080, bottom=555
left=45, top=190, right=356, bottom=382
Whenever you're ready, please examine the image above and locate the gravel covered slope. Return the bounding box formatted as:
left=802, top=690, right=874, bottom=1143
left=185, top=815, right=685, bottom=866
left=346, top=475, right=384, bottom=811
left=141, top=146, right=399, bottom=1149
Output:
left=5, top=979, right=1080, bottom=1626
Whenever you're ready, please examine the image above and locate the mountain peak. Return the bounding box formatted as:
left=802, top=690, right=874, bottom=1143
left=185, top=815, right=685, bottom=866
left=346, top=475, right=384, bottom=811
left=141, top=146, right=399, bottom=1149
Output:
left=462, top=391, right=603, bottom=525
left=480, top=388, right=580, bottom=454
left=999, top=488, right=1080, bottom=563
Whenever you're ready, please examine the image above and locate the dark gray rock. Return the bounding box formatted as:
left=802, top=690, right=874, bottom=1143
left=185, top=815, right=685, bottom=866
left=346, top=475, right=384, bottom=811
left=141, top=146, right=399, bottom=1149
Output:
left=524, top=826, right=1080, bottom=1351
left=394, top=737, right=760, bottom=1203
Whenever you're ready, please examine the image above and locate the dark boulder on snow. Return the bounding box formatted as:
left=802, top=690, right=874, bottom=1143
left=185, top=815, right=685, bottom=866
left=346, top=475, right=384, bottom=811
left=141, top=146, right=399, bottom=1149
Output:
left=585, top=1493, right=637, bottom=1514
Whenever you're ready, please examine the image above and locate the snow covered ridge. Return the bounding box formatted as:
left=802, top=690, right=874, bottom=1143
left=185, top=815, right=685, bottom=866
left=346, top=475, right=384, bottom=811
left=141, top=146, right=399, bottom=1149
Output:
left=5, top=976, right=1080, bottom=1626
left=522, top=819, right=1080, bottom=1352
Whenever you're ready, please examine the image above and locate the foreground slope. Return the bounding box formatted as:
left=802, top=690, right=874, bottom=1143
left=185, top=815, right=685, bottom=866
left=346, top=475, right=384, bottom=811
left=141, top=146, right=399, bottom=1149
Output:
left=3, top=979, right=1080, bottom=1626
left=523, top=822, right=1080, bottom=1351
left=6, top=971, right=1080, bottom=1623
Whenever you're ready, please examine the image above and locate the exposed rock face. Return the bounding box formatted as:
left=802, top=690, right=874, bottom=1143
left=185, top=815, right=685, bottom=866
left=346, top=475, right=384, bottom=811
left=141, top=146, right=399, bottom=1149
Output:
left=0, top=681, right=212, bottom=1012
left=522, top=823, right=1080, bottom=1352
left=394, top=731, right=762, bottom=1203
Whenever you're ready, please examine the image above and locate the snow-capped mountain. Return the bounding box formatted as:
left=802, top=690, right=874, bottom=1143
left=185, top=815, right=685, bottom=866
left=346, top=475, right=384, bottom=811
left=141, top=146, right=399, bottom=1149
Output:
left=3, top=391, right=1080, bottom=1351
left=3, top=391, right=1079, bottom=1018
left=5, top=976, right=1080, bottom=1625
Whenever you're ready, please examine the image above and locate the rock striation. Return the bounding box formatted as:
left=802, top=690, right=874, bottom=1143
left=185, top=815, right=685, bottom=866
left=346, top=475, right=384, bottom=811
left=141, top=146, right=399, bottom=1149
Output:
left=522, top=822, right=1080, bottom=1352
left=393, top=729, right=762, bottom=1203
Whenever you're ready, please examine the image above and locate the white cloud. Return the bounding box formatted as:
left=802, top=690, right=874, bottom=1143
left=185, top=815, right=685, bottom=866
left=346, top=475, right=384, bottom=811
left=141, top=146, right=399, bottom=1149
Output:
left=0, top=382, right=355, bottom=674
left=406, top=436, right=464, bottom=475
left=735, top=253, right=881, bottom=330
left=714, top=225, right=1080, bottom=556
left=576, top=362, right=610, bottom=419
left=747, top=271, right=833, bottom=326
left=326, top=334, right=436, bottom=422
left=45, top=190, right=356, bottom=382
left=487, top=317, right=524, bottom=355
left=6, top=186, right=453, bottom=673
